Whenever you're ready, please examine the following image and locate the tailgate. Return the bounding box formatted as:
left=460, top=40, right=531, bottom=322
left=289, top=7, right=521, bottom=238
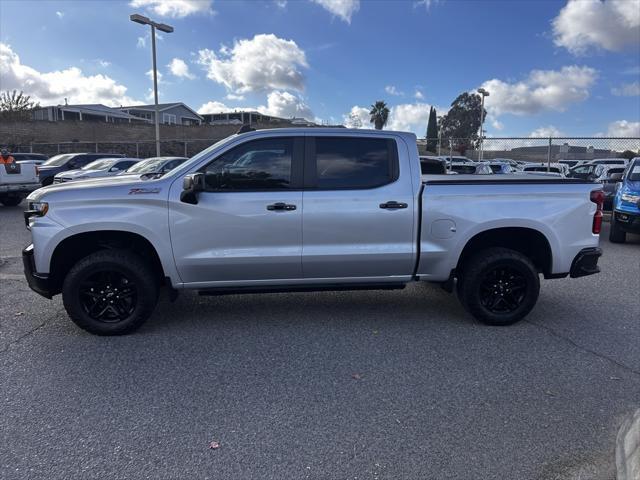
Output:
left=1, top=163, right=38, bottom=184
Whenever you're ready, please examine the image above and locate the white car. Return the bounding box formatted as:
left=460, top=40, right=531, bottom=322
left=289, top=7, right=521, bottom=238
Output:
left=53, top=158, right=140, bottom=183
left=119, top=157, right=188, bottom=177
left=522, top=163, right=568, bottom=177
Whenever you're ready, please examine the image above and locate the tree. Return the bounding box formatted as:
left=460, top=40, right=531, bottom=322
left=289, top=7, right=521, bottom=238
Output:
left=439, top=92, right=486, bottom=154
left=369, top=101, right=390, bottom=130
left=0, top=90, right=39, bottom=121
left=620, top=150, right=637, bottom=160
left=425, top=106, right=438, bottom=153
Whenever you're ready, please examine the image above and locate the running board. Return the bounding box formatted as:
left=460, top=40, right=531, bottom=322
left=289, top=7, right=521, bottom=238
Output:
left=198, top=282, right=407, bottom=296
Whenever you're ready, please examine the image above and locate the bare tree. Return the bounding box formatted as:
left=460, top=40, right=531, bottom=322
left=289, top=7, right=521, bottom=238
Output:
left=0, top=90, right=39, bottom=120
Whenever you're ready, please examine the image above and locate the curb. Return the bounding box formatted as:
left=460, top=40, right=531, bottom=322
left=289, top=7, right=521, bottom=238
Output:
left=616, top=408, right=640, bottom=480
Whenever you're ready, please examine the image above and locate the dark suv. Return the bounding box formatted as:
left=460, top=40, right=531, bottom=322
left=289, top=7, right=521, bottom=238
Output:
left=38, top=153, right=124, bottom=186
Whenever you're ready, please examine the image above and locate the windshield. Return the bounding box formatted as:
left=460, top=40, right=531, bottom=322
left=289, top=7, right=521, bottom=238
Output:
left=81, top=159, right=118, bottom=170
left=125, top=159, right=165, bottom=173
left=42, top=154, right=73, bottom=166
left=629, top=160, right=640, bottom=181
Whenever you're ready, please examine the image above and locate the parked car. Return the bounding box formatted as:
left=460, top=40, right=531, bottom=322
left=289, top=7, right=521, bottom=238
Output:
left=12, top=153, right=49, bottom=165
left=0, top=160, right=39, bottom=206
left=486, top=162, right=515, bottom=174
left=419, top=156, right=447, bottom=174
left=53, top=158, right=141, bottom=183
left=522, top=163, right=567, bottom=176
left=119, top=156, right=188, bottom=177
left=601, top=166, right=626, bottom=210
left=38, top=153, right=124, bottom=186
left=609, top=157, right=640, bottom=243
left=23, top=128, right=603, bottom=335
left=449, top=162, right=493, bottom=174
left=588, top=158, right=629, bottom=166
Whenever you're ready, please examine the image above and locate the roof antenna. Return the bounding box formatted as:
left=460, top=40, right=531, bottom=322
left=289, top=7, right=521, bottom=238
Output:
left=64, top=97, right=68, bottom=106
left=236, top=125, right=255, bottom=134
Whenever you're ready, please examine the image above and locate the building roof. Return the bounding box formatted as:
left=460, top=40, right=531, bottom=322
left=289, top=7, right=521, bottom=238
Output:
left=35, top=103, right=147, bottom=121
left=119, top=102, right=203, bottom=119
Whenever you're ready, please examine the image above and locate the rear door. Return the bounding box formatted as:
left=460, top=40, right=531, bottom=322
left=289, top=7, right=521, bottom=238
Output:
left=169, top=136, right=304, bottom=285
left=301, top=135, right=415, bottom=280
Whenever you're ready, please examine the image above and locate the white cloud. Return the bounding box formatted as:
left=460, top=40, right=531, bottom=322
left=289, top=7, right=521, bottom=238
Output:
left=137, top=36, right=146, bottom=48
left=0, top=43, right=138, bottom=106
left=529, top=125, right=565, bottom=138
left=612, top=81, right=640, bottom=97
left=311, top=0, right=360, bottom=23
left=607, top=120, right=640, bottom=137
left=480, top=65, right=597, bottom=116
left=129, top=0, right=213, bottom=18
left=96, top=59, right=111, bottom=68
left=167, top=57, right=195, bottom=79
left=489, top=116, right=504, bottom=131
left=387, top=103, right=432, bottom=133
left=197, top=34, right=308, bottom=94
left=414, top=0, right=439, bottom=10
left=198, top=101, right=234, bottom=114
left=261, top=90, right=313, bottom=119
left=275, top=0, right=287, bottom=7
left=55, top=11, right=64, bottom=18
left=385, top=85, right=403, bottom=96
left=225, top=93, right=245, bottom=101
left=414, top=90, right=424, bottom=100
left=343, top=105, right=371, bottom=129
left=552, top=0, right=640, bottom=55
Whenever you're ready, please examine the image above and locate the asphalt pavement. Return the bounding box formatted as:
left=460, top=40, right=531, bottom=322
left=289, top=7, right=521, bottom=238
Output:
left=1, top=201, right=639, bottom=480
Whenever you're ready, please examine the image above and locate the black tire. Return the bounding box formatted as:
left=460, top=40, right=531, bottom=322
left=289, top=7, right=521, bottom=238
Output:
left=609, top=215, right=626, bottom=243
left=458, top=247, right=540, bottom=326
left=0, top=195, right=22, bottom=207
left=62, top=249, right=159, bottom=335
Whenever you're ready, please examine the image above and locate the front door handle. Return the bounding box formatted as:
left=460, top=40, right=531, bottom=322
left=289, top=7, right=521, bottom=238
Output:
left=379, top=201, right=408, bottom=209
left=267, top=202, right=297, bottom=211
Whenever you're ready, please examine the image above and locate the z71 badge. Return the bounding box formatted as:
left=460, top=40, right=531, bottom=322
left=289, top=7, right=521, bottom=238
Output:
left=129, top=188, right=161, bottom=195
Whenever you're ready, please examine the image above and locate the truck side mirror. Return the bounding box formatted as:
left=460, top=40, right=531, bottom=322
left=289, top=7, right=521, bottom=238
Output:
left=180, top=173, right=205, bottom=204
left=609, top=172, right=623, bottom=182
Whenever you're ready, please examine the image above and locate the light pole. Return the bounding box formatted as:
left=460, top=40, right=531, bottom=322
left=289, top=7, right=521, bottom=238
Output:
left=130, top=14, right=173, bottom=157
left=477, top=88, right=489, bottom=162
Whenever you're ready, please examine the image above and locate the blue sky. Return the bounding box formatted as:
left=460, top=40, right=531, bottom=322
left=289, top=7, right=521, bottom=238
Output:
left=0, top=0, right=638, bottom=137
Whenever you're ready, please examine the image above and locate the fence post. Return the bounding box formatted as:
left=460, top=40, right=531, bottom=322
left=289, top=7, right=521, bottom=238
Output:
left=547, top=137, right=552, bottom=172
left=184, top=141, right=187, bottom=157
left=57, top=143, right=60, bottom=154
left=29, top=143, right=33, bottom=153
left=135, top=142, right=139, bottom=158
left=95, top=143, right=98, bottom=153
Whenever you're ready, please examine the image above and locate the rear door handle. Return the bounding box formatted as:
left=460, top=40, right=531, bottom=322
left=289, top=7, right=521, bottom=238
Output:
left=267, top=202, right=297, bottom=211
left=379, top=201, right=408, bottom=209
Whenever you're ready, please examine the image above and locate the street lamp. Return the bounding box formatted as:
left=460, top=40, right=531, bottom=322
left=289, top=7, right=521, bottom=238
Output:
left=130, top=14, right=173, bottom=157
left=477, top=87, right=489, bottom=162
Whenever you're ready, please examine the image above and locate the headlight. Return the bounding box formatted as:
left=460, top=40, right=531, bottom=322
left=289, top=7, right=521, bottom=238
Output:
left=621, top=193, right=640, bottom=204
left=27, top=201, right=49, bottom=216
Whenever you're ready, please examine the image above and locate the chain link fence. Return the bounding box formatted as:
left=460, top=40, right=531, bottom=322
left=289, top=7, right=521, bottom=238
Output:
left=418, top=137, right=640, bottom=163
left=9, top=138, right=226, bottom=158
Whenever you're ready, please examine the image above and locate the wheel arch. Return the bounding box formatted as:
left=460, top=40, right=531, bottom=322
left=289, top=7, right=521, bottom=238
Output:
left=49, top=230, right=167, bottom=294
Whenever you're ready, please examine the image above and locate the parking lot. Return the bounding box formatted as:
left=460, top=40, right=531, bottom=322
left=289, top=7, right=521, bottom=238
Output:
left=1, top=201, right=639, bottom=480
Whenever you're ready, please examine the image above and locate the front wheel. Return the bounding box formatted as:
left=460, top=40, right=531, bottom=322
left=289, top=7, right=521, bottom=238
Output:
left=609, top=214, right=626, bottom=243
left=458, top=247, right=540, bottom=326
left=62, top=250, right=159, bottom=335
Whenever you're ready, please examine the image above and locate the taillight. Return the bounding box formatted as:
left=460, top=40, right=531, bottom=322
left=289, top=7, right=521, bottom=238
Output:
left=590, top=190, right=604, bottom=234
left=35, top=166, right=39, bottom=175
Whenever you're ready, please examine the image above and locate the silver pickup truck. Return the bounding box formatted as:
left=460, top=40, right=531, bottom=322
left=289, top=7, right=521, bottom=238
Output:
left=23, top=128, right=603, bottom=335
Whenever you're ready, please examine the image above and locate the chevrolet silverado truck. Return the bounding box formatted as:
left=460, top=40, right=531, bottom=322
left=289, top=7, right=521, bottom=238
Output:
left=23, top=128, right=603, bottom=335
left=1, top=161, right=40, bottom=206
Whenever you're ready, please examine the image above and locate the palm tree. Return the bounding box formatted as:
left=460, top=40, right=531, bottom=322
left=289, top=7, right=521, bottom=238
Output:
left=369, top=101, right=390, bottom=130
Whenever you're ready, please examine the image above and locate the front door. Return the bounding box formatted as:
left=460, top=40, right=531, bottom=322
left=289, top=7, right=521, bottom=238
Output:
left=169, top=136, right=304, bottom=286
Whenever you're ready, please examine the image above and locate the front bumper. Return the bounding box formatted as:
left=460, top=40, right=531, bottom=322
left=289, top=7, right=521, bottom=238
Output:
left=0, top=183, right=40, bottom=194
left=613, top=209, right=640, bottom=234
left=569, top=247, right=602, bottom=278
left=22, top=244, right=53, bottom=298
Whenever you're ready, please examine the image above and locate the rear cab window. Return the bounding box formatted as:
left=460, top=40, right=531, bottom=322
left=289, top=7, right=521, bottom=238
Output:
left=307, top=136, right=398, bottom=189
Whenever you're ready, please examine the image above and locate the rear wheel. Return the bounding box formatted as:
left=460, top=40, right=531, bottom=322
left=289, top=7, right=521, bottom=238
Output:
left=609, top=214, right=626, bottom=243
left=0, top=195, right=23, bottom=207
left=458, top=247, right=540, bottom=326
left=62, top=250, right=158, bottom=335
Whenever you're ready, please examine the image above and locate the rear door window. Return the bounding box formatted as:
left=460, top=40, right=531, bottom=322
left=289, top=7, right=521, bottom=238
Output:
left=309, top=137, right=397, bottom=189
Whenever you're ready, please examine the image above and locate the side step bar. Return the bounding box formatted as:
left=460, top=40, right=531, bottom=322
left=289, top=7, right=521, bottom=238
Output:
left=198, top=283, right=407, bottom=296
